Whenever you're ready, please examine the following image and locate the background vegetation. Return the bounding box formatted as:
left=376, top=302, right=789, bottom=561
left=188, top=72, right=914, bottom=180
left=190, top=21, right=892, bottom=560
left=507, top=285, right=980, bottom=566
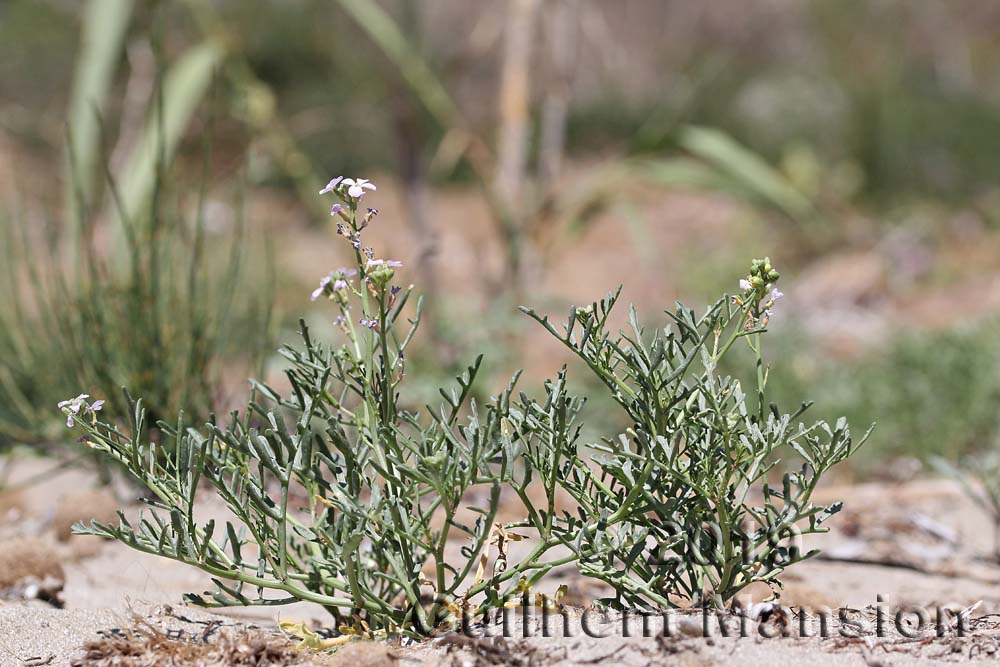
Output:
left=1, top=0, right=999, bottom=473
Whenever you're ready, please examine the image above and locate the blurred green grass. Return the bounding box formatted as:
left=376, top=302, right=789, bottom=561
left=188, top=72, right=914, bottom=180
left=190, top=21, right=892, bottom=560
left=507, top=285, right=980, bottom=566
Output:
left=728, top=321, right=1000, bottom=469
left=4, top=1, right=999, bottom=203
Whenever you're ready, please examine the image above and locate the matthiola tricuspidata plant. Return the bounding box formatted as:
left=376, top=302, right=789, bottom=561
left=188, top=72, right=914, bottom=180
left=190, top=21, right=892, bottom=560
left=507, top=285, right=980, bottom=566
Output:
left=63, top=180, right=868, bottom=637
left=521, top=257, right=872, bottom=609
left=64, top=178, right=597, bottom=638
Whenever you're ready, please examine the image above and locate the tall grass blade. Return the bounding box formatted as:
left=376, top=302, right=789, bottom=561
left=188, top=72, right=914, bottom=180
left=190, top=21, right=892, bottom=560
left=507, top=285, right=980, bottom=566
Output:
left=334, top=0, right=460, bottom=128
left=677, top=125, right=816, bottom=222
left=64, top=0, right=134, bottom=245
left=112, top=42, right=222, bottom=233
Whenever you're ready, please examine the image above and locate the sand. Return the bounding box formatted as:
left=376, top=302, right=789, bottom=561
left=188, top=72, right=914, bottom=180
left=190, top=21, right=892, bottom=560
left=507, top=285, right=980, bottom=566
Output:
left=1, top=455, right=999, bottom=666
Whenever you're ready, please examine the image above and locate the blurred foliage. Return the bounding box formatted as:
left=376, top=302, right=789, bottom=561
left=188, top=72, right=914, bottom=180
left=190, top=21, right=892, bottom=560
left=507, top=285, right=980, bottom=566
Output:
left=65, top=0, right=133, bottom=230
left=932, top=450, right=1000, bottom=560
left=3, top=0, right=1000, bottom=474
left=112, top=42, right=222, bottom=229
left=0, top=0, right=275, bottom=449
left=0, top=2, right=78, bottom=129
left=3, top=0, right=999, bottom=204
left=733, top=322, right=1000, bottom=466
left=0, top=182, right=273, bottom=447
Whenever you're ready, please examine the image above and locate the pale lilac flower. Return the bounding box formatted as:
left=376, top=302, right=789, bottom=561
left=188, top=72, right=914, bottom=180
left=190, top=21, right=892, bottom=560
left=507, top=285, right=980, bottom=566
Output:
left=311, top=275, right=333, bottom=301
left=359, top=318, right=379, bottom=329
left=330, top=203, right=343, bottom=216
left=59, top=394, right=102, bottom=427
left=58, top=393, right=89, bottom=410
left=761, top=289, right=783, bottom=322
left=366, top=259, right=402, bottom=269
left=739, top=279, right=751, bottom=291
left=312, top=269, right=357, bottom=301
left=319, top=177, right=343, bottom=195
left=341, top=178, right=376, bottom=198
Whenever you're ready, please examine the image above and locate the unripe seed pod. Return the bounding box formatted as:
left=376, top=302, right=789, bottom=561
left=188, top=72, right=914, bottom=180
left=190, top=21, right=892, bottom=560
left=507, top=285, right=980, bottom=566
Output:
left=422, top=452, right=446, bottom=468
left=369, top=266, right=395, bottom=285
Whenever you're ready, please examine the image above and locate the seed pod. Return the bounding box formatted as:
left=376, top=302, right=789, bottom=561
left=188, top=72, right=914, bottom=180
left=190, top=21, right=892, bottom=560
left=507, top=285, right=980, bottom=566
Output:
left=369, top=266, right=395, bottom=285
left=422, top=451, right=446, bottom=468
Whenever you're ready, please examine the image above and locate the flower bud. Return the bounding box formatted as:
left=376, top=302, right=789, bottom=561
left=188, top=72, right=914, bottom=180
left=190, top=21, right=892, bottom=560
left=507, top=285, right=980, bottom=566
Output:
left=751, top=276, right=765, bottom=289
left=767, top=269, right=780, bottom=282
left=422, top=451, right=446, bottom=468
left=368, top=266, right=395, bottom=286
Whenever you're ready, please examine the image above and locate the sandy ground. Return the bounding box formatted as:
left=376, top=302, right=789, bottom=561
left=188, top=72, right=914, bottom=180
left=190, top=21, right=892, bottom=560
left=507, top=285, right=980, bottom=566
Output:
left=2, top=457, right=1000, bottom=666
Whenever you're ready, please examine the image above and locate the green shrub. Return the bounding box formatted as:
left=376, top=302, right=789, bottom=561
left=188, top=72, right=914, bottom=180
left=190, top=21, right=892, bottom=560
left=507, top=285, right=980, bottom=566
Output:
left=521, top=259, right=870, bottom=607
left=65, top=183, right=865, bottom=636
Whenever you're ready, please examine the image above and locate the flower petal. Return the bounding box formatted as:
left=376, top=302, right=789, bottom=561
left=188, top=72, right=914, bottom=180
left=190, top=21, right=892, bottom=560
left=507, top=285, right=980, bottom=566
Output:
left=319, top=177, right=343, bottom=194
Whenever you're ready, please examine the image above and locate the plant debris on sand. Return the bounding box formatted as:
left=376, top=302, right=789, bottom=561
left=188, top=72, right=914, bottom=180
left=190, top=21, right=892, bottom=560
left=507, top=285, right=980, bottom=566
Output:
left=71, top=615, right=311, bottom=667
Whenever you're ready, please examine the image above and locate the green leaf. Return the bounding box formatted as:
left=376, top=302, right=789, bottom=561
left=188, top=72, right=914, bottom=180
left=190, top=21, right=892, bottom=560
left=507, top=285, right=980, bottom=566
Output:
left=111, top=42, right=222, bottom=235
left=675, top=125, right=816, bottom=222
left=65, top=0, right=135, bottom=230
